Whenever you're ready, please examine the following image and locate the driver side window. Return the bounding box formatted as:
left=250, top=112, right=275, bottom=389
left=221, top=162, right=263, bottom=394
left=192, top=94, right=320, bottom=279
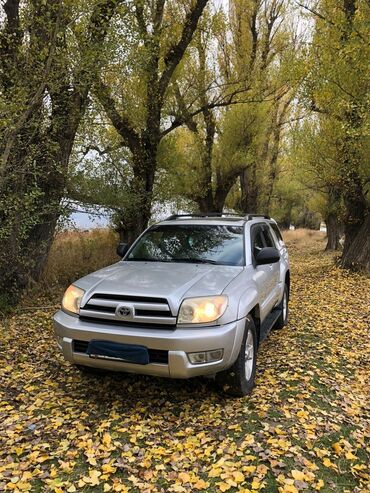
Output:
left=252, top=225, right=265, bottom=259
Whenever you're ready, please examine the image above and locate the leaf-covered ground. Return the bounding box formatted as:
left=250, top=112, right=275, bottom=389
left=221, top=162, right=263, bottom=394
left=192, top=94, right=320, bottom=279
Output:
left=1, top=236, right=369, bottom=493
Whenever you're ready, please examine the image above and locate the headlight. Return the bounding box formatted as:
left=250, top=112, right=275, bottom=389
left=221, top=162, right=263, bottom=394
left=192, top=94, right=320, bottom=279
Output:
left=178, top=296, right=228, bottom=324
left=61, top=285, right=85, bottom=315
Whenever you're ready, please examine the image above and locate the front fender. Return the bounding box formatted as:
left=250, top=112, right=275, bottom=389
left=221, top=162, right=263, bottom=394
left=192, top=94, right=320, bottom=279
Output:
left=237, top=287, right=259, bottom=320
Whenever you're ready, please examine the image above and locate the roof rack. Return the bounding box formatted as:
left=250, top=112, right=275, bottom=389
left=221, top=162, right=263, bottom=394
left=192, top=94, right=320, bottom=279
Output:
left=244, top=214, right=271, bottom=220
left=165, top=213, right=270, bottom=221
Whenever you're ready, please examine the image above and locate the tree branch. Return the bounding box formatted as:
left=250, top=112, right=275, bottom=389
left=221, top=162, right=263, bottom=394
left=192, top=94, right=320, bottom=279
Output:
left=0, top=0, right=23, bottom=89
left=1, top=9, right=60, bottom=171
left=158, top=0, right=208, bottom=100
left=160, top=83, right=287, bottom=138
left=296, top=1, right=368, bottom=43
left=94, top=78, right=140, bottom=151
left=68, top=0, right=126, bottom=127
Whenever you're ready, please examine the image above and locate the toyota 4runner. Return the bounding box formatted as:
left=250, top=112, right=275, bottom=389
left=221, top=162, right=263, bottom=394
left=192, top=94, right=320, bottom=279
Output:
left=53, top=213, right=290, bottom=396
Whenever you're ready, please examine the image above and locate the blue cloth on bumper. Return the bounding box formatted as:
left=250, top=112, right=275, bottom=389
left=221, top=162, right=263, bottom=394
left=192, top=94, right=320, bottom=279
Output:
left=87, top=340, right=149, bottom=365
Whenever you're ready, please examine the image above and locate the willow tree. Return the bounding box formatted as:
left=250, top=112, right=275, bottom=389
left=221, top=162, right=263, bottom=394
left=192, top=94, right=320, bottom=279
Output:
left=164, top=0, right=302, bottom=214
left=0, top=0, right=123, bottom=305
left=94, top=0, right=209, bottom=243
left=302, top=0, right=369, bottom=269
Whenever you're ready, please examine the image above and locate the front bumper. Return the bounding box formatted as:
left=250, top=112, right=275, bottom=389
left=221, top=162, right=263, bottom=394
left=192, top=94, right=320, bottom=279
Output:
left=53, top=310, right=246, bottom=378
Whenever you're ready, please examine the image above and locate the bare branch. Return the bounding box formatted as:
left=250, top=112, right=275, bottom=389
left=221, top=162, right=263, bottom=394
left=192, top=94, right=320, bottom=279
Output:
left=161, top=84, right=287, bottom=138
left=158, top=0, right=208, bottom=100
left=94, top=78, right=140, bottom=151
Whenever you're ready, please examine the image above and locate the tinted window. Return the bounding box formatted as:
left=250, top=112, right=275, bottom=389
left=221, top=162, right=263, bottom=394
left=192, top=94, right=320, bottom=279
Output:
left=262, top=226, right=276, bottom=248
left=270, top=223, right=283, bottom=242
left=127, top=224, right=244, bottom=266
left=252, top=225, right=265, bottom=258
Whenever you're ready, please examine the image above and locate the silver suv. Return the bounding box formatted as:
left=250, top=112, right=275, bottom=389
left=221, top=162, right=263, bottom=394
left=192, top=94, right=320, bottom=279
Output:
left=54, top=213, right=290, bottom=396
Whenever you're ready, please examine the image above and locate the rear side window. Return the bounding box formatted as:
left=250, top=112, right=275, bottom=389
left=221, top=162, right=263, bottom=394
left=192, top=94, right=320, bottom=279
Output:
left=270, top=223, right=284, bottom=243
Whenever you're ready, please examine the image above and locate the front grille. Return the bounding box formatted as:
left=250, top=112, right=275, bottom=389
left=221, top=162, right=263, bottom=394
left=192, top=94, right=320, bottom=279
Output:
left=135, top=309, right=172, bottom=317
left=79, top=316, right=173, bottom=329
left=90, top=294, right=168, bottom=303
left=79, top=293, right=176, bottom=326
left=72, top=340, right=169, bottom=364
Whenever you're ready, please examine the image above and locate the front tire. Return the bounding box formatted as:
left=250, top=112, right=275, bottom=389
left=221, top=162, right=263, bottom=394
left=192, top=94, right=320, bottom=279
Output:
left=216, top=316, right=257, bottom=397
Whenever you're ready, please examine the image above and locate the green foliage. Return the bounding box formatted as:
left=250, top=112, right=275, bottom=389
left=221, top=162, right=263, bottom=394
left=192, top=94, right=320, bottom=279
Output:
left=298, top=0, right=369, bottom=221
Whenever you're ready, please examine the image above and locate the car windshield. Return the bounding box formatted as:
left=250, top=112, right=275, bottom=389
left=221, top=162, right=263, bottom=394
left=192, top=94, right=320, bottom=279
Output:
left=126, top=224, right=244, bottom=266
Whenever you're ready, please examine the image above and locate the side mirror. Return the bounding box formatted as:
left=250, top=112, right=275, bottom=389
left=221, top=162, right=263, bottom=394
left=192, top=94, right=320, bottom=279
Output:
left=116, top=243, right=129, bottom=258
left=255, top=247, right=280, bottom=265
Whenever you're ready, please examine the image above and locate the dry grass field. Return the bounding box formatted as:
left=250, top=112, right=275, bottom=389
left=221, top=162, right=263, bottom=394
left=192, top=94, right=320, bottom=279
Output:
left=41, top=229, right=119, bottom=288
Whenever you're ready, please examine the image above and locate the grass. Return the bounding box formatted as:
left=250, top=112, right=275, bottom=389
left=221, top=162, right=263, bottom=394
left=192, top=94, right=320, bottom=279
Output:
left=0, top=229, right=369, bottom=493
left=41, top=228, right=119, bottom=288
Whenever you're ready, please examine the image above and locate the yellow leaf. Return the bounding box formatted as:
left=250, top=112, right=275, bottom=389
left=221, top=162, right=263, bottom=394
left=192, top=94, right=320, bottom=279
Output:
left=314, top=479, right=324, bottom=490
left=251, top=479, right=260, bottom=489
left=233, top=471, right=244, bottom=483
left=332, top=442, right=342, bottom=454
left=209, top=467, right=222, bottom=478
left=178, top=472, right=191, bottom=484
left=218, top=482, right=231, bottom=492
left=171, top=486, right=186, bottom=493
left=67, top=487, right=76, bottom=493
left=102, top=433, right=112, bottom=447
left=193, top=479, right=208, bottom=490
left=291, top=470, right=305, bottom=481
left=345, top=451, right=356, bottom=460
left=282, top=486, right=298, bottom=493
left=104, top=484, right=112, bottom=492
left=102, top=464, right=117, bottom=474
left=323, top=458, right=336, bottom=469
left=112, top=484, right=129, bottom=492
left=257, top=465, right=268, bottom=476
left=83, top=469, right=101, bottom=486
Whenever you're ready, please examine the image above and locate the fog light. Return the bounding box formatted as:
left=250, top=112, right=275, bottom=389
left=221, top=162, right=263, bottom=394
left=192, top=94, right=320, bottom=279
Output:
left=188, top=349, right=223, bottom=365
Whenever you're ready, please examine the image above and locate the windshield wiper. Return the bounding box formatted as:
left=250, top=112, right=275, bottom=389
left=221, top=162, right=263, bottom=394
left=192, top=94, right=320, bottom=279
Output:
left=127, top=258, right=167, bottom=262
left=128, top=257, right=219, bottom=264
left=171, top=258, right=219, bottom=264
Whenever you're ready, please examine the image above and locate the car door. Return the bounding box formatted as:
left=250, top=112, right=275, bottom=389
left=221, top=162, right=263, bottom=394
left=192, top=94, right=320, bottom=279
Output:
left=250, top=224, right=276, bottom=321
left=262, top=224, right=281, bottom=307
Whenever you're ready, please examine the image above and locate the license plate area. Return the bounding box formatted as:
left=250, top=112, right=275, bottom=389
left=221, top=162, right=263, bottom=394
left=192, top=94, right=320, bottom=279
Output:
left=87, top=340, right=149, bottom=365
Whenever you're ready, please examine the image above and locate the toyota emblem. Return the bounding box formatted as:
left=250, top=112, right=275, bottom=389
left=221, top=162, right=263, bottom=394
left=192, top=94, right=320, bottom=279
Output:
left=116, top=305, right=131, bottom=317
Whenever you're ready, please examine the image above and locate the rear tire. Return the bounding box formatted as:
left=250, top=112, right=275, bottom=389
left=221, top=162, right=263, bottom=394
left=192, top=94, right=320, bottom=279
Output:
left=216, top=316, right=257, bottom=397
left=273, top=283, right=289, bottom=330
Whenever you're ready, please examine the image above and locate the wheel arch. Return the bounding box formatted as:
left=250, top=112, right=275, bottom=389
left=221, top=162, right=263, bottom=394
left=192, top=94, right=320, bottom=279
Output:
left=285, top=270, right=291, bottom=296
left=249, top=304, right=261, bottom=346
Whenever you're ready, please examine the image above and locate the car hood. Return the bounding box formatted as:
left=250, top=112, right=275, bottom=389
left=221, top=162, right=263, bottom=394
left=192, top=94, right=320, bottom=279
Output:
left=76, top=261, right=243, bottom=313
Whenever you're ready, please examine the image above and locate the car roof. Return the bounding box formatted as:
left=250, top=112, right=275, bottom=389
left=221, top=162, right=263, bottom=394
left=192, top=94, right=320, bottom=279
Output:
left=155, top=214, right=277, bottom=227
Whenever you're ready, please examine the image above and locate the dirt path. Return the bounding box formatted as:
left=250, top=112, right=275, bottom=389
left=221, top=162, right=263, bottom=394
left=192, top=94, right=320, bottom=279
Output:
left=0, top=237, right=369, bottom=493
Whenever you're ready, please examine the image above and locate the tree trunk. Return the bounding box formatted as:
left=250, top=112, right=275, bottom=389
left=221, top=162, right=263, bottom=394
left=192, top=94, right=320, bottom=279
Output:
left=338, top=1, right=368, bottom=270
left=341, top=213, right=370, bottom=271
left=0, top=0, right=123, bottom=306
left=116, top=144, right=157, bottom=243
left=0, top=129, right=75, bottom=305
left=341, top=168, right=367, bottom=251
left=239, top=165, right=258, bottom=213
left=325, top=213, right=340, bottom=251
